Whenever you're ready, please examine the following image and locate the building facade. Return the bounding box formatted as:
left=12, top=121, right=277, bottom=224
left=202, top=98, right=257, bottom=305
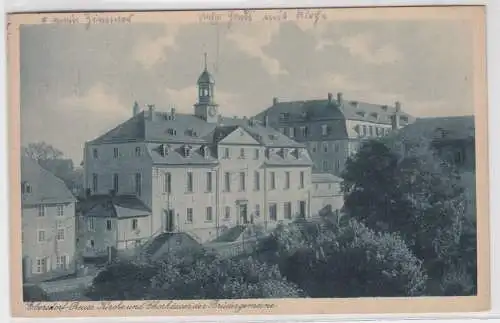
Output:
left=255, top=93, right=415, bottom=176
left=21, top=156, right=77, bottom=282
left=311, top=173, right=344, bottom=217
left=83, top=57, right=318, bottom=244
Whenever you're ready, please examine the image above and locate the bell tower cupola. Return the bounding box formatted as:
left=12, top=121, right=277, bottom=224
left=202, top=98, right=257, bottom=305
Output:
left=194, top=53, right=219, bottom=122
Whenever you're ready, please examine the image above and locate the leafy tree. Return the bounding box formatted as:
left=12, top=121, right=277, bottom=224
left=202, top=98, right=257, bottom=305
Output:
left=342, top=139, right=476, bottom=295
left=23, top=141, right=63, bottom=160
left=258, top=218, right=427, bottom=298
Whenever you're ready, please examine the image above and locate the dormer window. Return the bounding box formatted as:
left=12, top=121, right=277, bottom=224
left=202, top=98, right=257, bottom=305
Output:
left=183, top=145, right=192, bottom=158
left=401, top=116, right=409, bottom=123
left=381, top=105, right=388, bottom=111
left=268, top=134, right=277, bottom=140
left=371, top=112, right=378, bottom=119
left=135, top=146, right=141, bottom=157
left=92, top=148, right=98, bottom=159
left=279, top=113, right=290, bottom=121
left=21, top=181, right=32, bottom=194
left=350, top=101, right=359, bottom=107
left=356, top=111, right=366, bottom=117
left=201, top=145, right=210, bottom=158
left=167, top=128, right=177, bottom=136
left=185, top=128, right=198, bottom=137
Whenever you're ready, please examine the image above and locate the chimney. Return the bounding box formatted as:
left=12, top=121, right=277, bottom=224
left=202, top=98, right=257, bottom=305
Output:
left=147, top=104, right=155, bottom=121
left=171, top=107, right=176, bottom=119
left=391, top=114, right=400, bottom=130
left=273, top=97, right=279, bottom=105
left=337, top=92, right=343, bottom=105
left=133, top=101, right=140, bottom=116
left=327, top=92, right=333, bottom=104
left=264, top=115, right=269, bottom=127
left=395, top=101, right=401, bottom=113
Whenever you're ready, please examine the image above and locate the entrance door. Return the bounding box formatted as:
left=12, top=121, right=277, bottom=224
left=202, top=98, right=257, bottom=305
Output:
left=165, top=209, right=175, bottom=232
left=299, top=201, right=306, bottom=218
left=240, top=204, right=248, bottom=224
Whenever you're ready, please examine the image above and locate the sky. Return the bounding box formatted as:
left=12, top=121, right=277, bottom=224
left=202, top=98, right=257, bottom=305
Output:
left=20, top=17, right=475, bottom=163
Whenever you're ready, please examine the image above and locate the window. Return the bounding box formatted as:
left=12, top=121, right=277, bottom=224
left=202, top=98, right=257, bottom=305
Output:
left=88, top=217, right=95, bottom=231
left=254, top=171, right=260, bottom=191
left=322, top=124, right=328, bottom=136
left=37, top=230, right=46, bottom=242
left=113, top=147, right=119, bottom=158
left=300, top=126, right=308, bottom=137
left=55, top=204, right=64, bottom=216
left=323, top=142, right=328, bottom=153
left=113, top=173, right=119, bottom=193
left=270, top=172, right=276, bottom=190
left=225, top=206, right=231, bottom=220
left=56, top=228, right=65, bottom=241
left=254, top=148, right=260, bottom=160
left=106, top=219, right=112, bottom=231
left=92, top=148, right=98, bottom=159
left=300, top=171, right=305, bottom=189
left=284, top=172, right=290, bottom=189
left=135, top=146, right=141, bottom=156
left=206, top=207, right=213, bottom=222
left=87, top=239, right=95, bottom=248
left=92, top=173, right=98, bottom=193
left=284, top=202, right=292, bottom=219
left=186, top=208, right=193, bottom=223
left=289, top=127, right=295, bottom=138
left=224, top=172, right=231, bottom=192
left=186, top=172, right=193, bottom=193
left=269, top=203, right=277, bottom=221
left=35, top=258, right=47, bottom=274
left=239, top=148, right=245, bottom=159
left=362, top=125, right=367, bottom=136
left=22, top=182, right=32, bottom=194
left=336, top=160, right=340, bottom=171
left=132, top=219, right=138, bottom=231
left=135, top=173, right=142, bottom=196
left=369, top=126, right=374, bottom=136
left=239, top=172, right=246, bottom=191
left=206, top=172, right=213, bottom=192
left=311, top=142, right=317, bottom=153
left=37, top=205, right=45, bottom=217
left=334, top=143, right=340, bottom=152
left=323, top=160, right=328, bottom=170
left=163, top=172, right=171, bottom=193
left=255, top=204, right=260, bottom=217
left=56, top=255, right=67, bottom=270
left=223, top=147, right=230, bottom=159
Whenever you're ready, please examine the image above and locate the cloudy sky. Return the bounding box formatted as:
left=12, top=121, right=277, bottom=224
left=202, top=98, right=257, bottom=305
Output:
left=20, top=17, right=475, bottom=163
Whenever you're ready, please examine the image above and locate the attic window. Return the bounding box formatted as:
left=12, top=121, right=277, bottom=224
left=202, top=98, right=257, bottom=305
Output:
left=279, top=113, right=290, bottom=121
left=350, top=101, right=359, bottom=106
left=268, top=134, right=277, bottom=140
left=183, top=145, right=192, bottom=157
left=301, top=111, right=308, bottom=119
left=356, top=111, right=366, bottom=117
left=21, top=181, right=32, bottom=194
left=371, top=112, right=378, bottom=119
left=400, top=116, right=409, bottom=123
left=381, top=105, right=388, bottom=111
left=201, top=145, right=210, bottom=158
left=185, top=129, right=198, bottom=137
left=159, top=144, right=169, bottom=157
left=167, top=128, right=177, bottom=136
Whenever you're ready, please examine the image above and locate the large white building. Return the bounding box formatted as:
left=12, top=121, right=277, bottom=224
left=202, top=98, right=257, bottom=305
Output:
left=83, top=57, right=318, bottom=244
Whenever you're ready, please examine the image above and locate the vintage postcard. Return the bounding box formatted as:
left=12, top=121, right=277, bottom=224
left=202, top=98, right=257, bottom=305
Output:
left=7, top=5, right=489, bottom=318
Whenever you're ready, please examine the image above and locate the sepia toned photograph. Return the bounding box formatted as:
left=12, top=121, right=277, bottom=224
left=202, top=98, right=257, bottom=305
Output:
left=7, top=6, right=489, bottom=317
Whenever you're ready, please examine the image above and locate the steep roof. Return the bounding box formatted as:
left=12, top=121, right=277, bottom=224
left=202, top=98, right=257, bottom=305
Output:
left=312, top=172, right=343, bottom=183
left=21, top=156, right=76, bottom=206
left=78, top=194, right=151, bottom=219
left=256, top=97, right=415, bottom=126
left=89, top=111, right=304, bottom=148
left=395, top=116, right=475, bottom=144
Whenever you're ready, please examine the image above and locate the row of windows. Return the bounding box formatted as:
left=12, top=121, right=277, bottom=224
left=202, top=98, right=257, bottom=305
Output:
left=32, top=255, right=69, bottom=274
left=278, top=124, right=392, bottom=139
left=182, top=201, right=305, bottom=223
left=159, top=170, right=306, bottom=194
left=221, top=147, right=260, bottom=160
left=36, top=204, right=66, bottom=217
left=87, top=217, right=139, bottom=232
left=92, top=146, right=142, bottom=159
left=311, top=141, right=341, bottom=154
left=92, top=173, right=142, bottom=196
left=32, top=226, right=66, bottom=243
left=357, top=125, right=391, bottom=137
left=321, top=160, right=341, bottom=172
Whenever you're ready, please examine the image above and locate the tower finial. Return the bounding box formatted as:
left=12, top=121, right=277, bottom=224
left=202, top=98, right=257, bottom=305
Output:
left=203, top=52, right=207, bottom=70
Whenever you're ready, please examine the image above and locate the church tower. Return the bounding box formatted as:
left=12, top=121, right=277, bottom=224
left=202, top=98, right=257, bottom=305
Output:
left=194, top=53, right=219, bottom=123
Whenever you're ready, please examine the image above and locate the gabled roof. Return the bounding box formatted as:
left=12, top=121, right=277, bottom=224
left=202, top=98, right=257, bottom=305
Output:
left=395, top=116, right=475, bottom=144
left=89, top=111, right=304, bottom=148
left=256, top=97, right=415, bottom=126
left=78, top=194, right=151, bottom=219
left=21, top=156, right=76, bottom=206
left=312, top=172, right=343, bottom=183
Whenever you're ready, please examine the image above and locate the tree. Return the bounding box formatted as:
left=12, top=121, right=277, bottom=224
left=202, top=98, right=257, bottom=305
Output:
left=342, top=139, right=476, bottom=295
left=23, top=142, right=63, bottom=160
left=258, top=218, right=427, bottom=298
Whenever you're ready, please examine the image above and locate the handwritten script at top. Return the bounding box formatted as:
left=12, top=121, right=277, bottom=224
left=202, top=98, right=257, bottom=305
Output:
left=40, top=14, right=134, bottom=29
left=199, top=9, right=327, bottom=27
